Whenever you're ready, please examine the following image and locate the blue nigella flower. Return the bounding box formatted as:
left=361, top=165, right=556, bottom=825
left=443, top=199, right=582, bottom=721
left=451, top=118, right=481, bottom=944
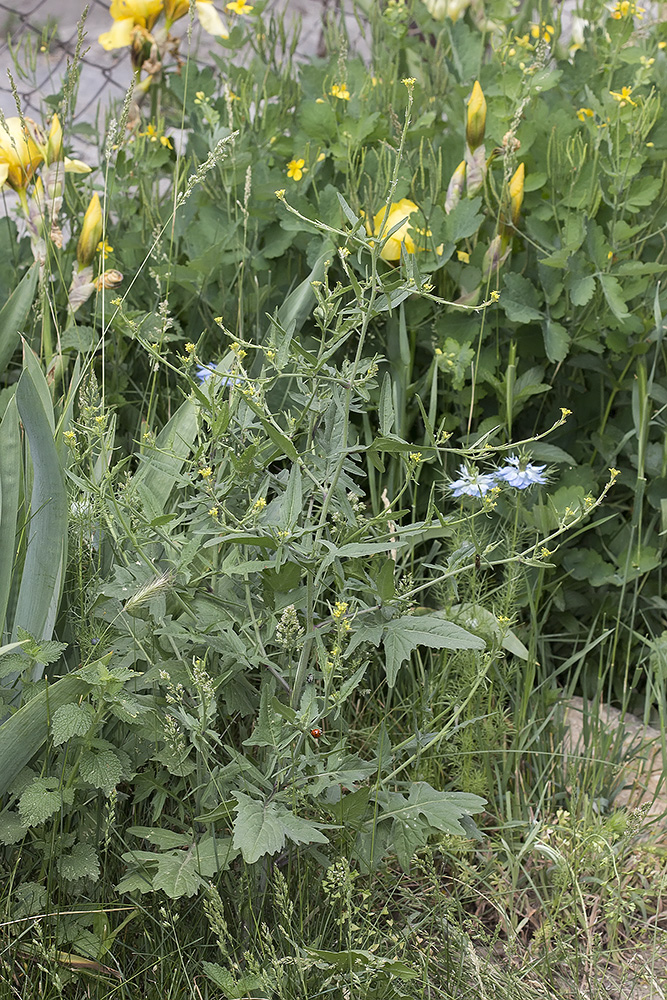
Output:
left=495, top=455, right=547, bottom=489
left=449, top=464, right=498, bottom=498
left=195, top=364, right=243, bottom=389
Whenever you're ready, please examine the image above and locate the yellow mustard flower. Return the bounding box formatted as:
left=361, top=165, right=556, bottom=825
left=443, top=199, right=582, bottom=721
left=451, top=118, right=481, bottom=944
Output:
left=457, top=250, right=470, bottom=263
left=226, top=0, right=253, bottom=12
left=330, top=83, right=351, bottom=100
left=611, top=0, right=644, bottom=17
left=530, top=22, right=554, bottom=42
left=0, top=116, right=43, bottom=192
left=287, top=158, right=306, bottom=181
left=577, top=107, right=594, bottom=120
left=610, top=86, right=636, bottom=106
left=97, top=240, right=113, bottom=259
left=199, top=466, right=213, bottom=478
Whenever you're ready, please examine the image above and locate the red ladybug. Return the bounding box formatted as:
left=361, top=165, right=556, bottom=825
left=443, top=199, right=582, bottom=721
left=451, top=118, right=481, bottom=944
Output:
left=310, top=728, right=323, bottom=739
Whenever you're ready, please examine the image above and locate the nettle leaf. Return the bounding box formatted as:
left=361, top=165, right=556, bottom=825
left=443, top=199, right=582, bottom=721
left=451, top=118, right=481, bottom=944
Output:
left=0, top=810, right=28, bottom=845
left=50, top=702, right=95, bottom=746
left=501, top=274, right=544, bottom=324
left=79, top=749, right=123, bottom=795
left=18, top=777, right=62, bottom=826
left=233, top=792, right=328, bottom=864
left=58, top=843, right=100, bottom=881
left=382, top=614, right=485, bottom=687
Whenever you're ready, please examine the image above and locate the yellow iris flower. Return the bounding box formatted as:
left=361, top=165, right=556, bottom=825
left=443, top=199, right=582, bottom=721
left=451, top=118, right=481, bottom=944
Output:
left=98, top=0, right=164, bottom=50
left=99, top=0, right=228, bottom=48
left=367, top=200, right=419, bottom=262
left=0, top=117, right=44, bottom=192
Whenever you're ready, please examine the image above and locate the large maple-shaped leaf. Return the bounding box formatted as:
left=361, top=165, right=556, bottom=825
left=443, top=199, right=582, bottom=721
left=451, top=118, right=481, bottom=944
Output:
left=233, top=793, right=328, bottom=864
left=382, top=614, right=485, bottom=686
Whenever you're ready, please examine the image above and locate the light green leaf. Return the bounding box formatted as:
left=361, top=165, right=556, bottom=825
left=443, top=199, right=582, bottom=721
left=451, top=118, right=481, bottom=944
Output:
left=13, top=345, right=68, bottom=653
left=132, top=398, right=198, bottom=519
left=58, top=843, right=100, bottom=881
left=202, top=962, right=263, bottom=999
left=568, top=274, right=596, bottom=306
left=79, top=749, right=123, bottom=795
left=51, top=702, right=95, bottom=746
left=233, top=793, right=328, bottom=864
left=379, top=372, right=395, bottom=435
left=0, top=810, right=27, bottom=845
left=128, top=826, right=192, bottom=849
left=243, top=684, right=291, bottom=750
left=543, top=319, right=570, bottom=364
left=599, top=274, right=629, bottom=321
left=501, top=274, right=544, bottom=324
left=378, top=781, right=486, bottom=836
left=382, top=614, right=485, bottom=687
left=281, top=465, right=302, bottom=529
left=0, top=674, right=90, bottom=798
left=0, top=399, right=20, bottom=635
left=18, top=777, right=62, bottom=826
left=444, top=197, right=483, bottom=242
left=0, top=264, right=39, bottom=374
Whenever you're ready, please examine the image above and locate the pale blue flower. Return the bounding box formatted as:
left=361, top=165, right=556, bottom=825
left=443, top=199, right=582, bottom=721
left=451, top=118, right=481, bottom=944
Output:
left=195, top=364, right=242, bottom=389
left=449, top=464, right=497, bottom=498
left=495, top=455, right=547, bottom=489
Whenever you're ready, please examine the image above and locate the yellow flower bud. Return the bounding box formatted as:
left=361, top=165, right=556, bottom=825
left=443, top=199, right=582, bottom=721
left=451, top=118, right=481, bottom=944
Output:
left=509, top=162, right=525, bottom=225
left=77, top=193, right=103, bottom=268
left=46, top=113, right=63, bottom=164
left=466, top=81, right=487, bottom=151
left=445, top=159, right=466, bottom=213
